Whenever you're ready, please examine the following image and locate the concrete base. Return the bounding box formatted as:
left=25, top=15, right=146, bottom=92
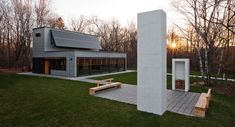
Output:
left=137, top=10, right=167, bottom=115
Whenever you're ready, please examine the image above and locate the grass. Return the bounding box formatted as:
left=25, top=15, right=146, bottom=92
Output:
left=92, top=72, right=137, bottom=85
left=168, top=69, right=235, bottom=79
left=0, top=73, right=235, bottom=127
left=91, top=72, right=201, bottom=90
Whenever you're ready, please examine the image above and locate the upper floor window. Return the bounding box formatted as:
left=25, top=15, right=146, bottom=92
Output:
left=36, top=33, right=41, bottom=37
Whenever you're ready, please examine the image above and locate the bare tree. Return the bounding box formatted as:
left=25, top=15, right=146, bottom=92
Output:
left=68, top=15, right=89, bottom=33
left=87, top=16, right=137, bottom=68
left=47, top=16, right=65, bottom=29
left=171, top=0, right=234, bottom=85
left=88, top=16, right=112, bottom=51
left=11, top=0, right=34, bottom=70
left=1, top=0, right=140, bottom=71
left=0, top=0, right=63, bottom=71
left=124, top=21, right=137, bottom=69
left=35, top=0, right=51, bottom=27
left=0, top=0, right=14, bottom=68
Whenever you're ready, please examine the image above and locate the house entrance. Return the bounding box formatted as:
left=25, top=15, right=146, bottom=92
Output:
left=44, top=60, right=49, bottom=75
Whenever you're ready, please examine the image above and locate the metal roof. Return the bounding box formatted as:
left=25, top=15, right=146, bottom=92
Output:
left=51, top=29, right=101, bottom=50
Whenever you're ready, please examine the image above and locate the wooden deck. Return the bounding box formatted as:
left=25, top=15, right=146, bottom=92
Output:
left=94, top=84, right=200, bottom=116
left=167, top=90, right=200, bottom=116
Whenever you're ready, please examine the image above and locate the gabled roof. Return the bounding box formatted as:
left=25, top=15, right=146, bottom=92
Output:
left=51, top=29, right=101, bottom=50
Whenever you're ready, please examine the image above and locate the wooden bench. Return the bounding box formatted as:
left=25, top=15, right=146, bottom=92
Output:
left=96, top=78, right=114, bottom=87
left=89, top=82, right=121, bottom=95
left=194, top=89, right=212, bottom=117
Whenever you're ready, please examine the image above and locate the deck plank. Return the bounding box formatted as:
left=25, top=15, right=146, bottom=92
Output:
left=94, top=84, right=201, bottom=116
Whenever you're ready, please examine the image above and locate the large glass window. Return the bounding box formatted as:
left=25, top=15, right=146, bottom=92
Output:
left=102, top=59, right=109, bottom=73
left=117, top=59, right=125, bottom=71
left=78, top=58, right=90, bottom=76
left=77, top=57, right=125, bottom=76
left=110, top=58, right=117, bottom=72
left=50, top=58, right=66, bottom=70
left=91, top=59, right=102, bottom=74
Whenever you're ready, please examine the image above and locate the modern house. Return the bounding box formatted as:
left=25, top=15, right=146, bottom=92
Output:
left=32, top=27, right=127, bottom=77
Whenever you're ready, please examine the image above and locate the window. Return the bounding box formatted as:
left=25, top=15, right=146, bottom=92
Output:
left=91, top=59, right=101, bottom=74
left=78, top=58, right=90, bottom=75
left=102, top=59, right=109, bottom=73
left=36, top=33, right=41, bottom=37
left=77, top=57, right=126, bottom=76
left=117, top=59, right=125, bottom=71
left=110, top=58, right=117, bottom=72
left=50, top=58, right=66, bottom=70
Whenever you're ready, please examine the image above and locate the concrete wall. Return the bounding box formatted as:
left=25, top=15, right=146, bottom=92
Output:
left=51, top=70, right=67, bottom=76
left=67, top=52, right=77, bottom=77
left=137, top=10, right=167, bottom=115
left=33, top=28, right=64, bottom=57
left=32, top=28, right=45, bottom=57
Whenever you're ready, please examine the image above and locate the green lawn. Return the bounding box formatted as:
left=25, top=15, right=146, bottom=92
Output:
left=168, top=69, right=235, bottom=79
left=0, top=73, right=234, bottom=127
left=92, top=72, right=137, bottom=85
left=91, top=72, right=201, bottom=90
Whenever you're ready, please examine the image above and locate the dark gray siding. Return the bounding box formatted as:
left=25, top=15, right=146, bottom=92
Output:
left=32, top=28, right=45, bottom=57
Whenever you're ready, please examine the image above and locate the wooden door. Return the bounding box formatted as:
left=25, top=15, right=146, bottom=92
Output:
left=44, top=60, right=49, bottom=75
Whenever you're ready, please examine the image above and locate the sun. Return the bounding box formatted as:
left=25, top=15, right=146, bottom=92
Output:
left=171, top=42, right=176, bottom=49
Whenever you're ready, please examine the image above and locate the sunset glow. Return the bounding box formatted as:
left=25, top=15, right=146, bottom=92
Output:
left=172, top=42, right=176, bottom=49
left=53, top=0, right=183, bottom=27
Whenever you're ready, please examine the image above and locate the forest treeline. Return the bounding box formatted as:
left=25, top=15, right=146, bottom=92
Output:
left=170, top=0, right=235, bottom=85
left=0, top=0, right=137, bottom=70
left=0, top=0, right=234, bottom=85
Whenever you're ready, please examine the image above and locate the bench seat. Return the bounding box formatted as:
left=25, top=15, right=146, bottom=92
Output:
left=96, top=78, right=114, bottom=86
left=89, top=82, right=121, bottom=95
left=194, top=89, right=211, bottom=117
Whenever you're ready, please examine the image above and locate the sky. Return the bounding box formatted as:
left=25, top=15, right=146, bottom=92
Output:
left=52, top=0, right=185, bottom=28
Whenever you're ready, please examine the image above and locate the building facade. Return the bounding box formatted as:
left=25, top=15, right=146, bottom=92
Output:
left=32, top=27, right=127, bottom=77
